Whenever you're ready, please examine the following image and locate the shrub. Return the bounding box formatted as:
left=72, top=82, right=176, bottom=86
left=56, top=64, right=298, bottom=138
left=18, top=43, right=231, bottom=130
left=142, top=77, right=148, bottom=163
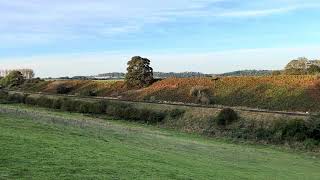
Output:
left=106, top=102, right=132, bottom=118
left=105, top=102, right=166, bottom=123
left=92, top=101, right=107, bottom=114
left=190, top=86, right=213, bottom=105
left=7, top=93, right=26, bottom=103
left=51, top=98, right=63, bottom=109
left=78, top=101, right=90, bottom=113
left=190, top=86, right=209, bottom=97
left=138, top=109, right=166, bottom=123
left=282, top=119, right=308, bottom=141
left=168, top=108, right=186, bottom=119
left=77, top=101, right=107, bottom=114
left=79, top=89, right=97, bottom=97
left=56, top=84, right=72, bottom=94
left=25, top=96, right=37, bottom=105
left=60, top=98, right=78, bottom=112
left=36, top=96, right=54, bottom=108
left=216, top=108, right=239, bottom=127
left=0, top=91, right=9, bottom=103
left=306, top=114, right=320, bottom=140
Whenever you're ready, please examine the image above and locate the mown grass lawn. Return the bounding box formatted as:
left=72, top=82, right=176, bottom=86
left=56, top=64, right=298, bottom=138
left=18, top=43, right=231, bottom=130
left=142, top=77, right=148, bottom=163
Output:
left=0, top=105, right=319, bottom=180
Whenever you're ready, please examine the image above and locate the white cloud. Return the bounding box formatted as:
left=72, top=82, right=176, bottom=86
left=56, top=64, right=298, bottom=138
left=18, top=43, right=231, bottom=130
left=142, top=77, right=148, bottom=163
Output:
left=1, top=0, right=319, bottom=45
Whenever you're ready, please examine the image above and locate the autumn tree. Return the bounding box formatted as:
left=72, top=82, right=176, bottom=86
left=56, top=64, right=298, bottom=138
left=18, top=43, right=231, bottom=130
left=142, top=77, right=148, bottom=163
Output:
left=307, top=65, right=320, bottom=75
left=125, top=56, right=154, bottom=88
left=0, top=70, right=25, bottom=87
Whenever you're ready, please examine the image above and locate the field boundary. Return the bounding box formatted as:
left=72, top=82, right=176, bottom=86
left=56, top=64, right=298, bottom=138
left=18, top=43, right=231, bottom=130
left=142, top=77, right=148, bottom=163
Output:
left=5, top=90, right=311, bottom=117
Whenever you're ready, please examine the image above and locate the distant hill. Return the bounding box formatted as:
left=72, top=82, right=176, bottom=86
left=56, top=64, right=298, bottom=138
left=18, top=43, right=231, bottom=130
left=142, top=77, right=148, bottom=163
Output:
left=90, top=72, right=211, bottom=79
left=65, top=70, right=273, bottom=80
left=217, top=70, right=273, bottom=77
left=153, top=72, right=210, bottom=78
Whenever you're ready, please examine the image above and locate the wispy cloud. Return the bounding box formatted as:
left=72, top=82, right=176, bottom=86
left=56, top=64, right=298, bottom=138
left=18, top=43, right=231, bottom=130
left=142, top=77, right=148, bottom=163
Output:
left=1, top=0, right=319, bottom=46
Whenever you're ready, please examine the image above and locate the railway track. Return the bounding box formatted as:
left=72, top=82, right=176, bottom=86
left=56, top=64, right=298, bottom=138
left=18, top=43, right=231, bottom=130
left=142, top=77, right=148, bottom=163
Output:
left=6, top=90, right=312, bottom=117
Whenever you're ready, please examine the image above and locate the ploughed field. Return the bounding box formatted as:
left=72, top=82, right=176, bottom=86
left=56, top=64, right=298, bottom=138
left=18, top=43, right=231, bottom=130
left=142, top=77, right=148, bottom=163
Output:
left=0, top=104, right=319, bottom=179
left=21, top=75, right=320, bottom=112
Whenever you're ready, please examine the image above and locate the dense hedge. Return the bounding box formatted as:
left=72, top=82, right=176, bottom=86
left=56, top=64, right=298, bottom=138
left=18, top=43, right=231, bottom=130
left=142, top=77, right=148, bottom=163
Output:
left=206, top=113, right=320, bottom=148
left=2, top=92, right=181, bottom=124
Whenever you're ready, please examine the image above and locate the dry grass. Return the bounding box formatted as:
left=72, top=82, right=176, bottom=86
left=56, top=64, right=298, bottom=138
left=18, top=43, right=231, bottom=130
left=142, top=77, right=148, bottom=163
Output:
left=21, top=75, right=320, bottom=112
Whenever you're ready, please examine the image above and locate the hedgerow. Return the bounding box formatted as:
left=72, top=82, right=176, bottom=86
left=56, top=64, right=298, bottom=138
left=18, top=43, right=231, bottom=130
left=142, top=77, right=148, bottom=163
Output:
left=0, top=92, right=174, bottom=124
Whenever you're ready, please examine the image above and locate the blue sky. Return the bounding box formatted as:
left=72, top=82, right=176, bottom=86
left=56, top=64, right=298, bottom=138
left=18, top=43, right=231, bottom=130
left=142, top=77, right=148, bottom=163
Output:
left=1, top=0, right=320, bottom=77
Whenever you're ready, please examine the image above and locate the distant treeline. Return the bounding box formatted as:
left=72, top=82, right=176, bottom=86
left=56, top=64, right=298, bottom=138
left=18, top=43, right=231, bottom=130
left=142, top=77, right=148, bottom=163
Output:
left=217, top=70, right=273, bottom=77
left=50, top=70, right=276, bottom=80
left=154, top=72, right=211, bottom=78
left=51, top=72, right=212, bottom=80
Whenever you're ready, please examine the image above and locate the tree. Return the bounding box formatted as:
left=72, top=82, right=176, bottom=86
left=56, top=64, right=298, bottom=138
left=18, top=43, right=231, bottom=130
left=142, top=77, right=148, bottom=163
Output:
left=285, top=57, right=309, bottom=70
left=307, top=65, right=320, bottom=75
left=125, top=56, right=154, bottom=88
left=0, top=70, right=25, bottom=87
left=284, top=68, right=306, bottom=75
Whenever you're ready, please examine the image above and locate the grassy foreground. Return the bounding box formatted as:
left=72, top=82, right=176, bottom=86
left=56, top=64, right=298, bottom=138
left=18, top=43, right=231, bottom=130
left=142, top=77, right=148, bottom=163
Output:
left=0, top=105, right=320, bottom=179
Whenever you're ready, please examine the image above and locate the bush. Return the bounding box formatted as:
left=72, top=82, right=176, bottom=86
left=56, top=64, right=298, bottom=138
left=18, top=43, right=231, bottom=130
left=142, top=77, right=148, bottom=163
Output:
left=77, top=101, right=107, bottom=114
left=7, top=93, right=26, bottom=103
left=36, top=96, right=54, bottom=108
left=138, top=109, right=166, bottom=123
left=306, top=114, right=320, bottom=140
left=60, top=98, right=78, bottom=112
left=216, top=108, right=239, bottom=127
left=1, top=91, right=171, bottom=125
left=106, top=102, right=166, bottom=123
left=78, top=101, right=91, bottom=113
left=0, top=91, right=9, bottom=103
left=51, top=98, right=62, bottom=109
left=190, top=86, right=213, bottom=105
left=168, top=108, right=186, bottom=119
left=79, top=89, right=97, bottom=97
left=56, top=84, right=72, bottom=94
left=25, top=96, right=37, bottom=105
left=282, top=119, right=308, bottom=141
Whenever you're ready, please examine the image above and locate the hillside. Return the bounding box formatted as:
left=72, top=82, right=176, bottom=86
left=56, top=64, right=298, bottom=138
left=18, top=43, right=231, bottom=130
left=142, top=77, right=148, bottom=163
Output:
left=1, top=104, right=319, bottom=179
left=19, top=75, right=320, bottom=112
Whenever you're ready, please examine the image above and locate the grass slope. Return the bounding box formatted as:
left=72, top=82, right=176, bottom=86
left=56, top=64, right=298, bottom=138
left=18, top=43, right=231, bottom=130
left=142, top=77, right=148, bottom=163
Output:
left=0, top=105, right=319, bottom=179
left=20, top=75, right=320, bottom=112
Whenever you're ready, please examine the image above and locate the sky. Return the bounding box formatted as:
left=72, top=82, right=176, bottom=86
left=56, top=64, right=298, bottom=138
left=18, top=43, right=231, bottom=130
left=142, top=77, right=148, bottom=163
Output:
left=1, top=0, right=320, bottom=77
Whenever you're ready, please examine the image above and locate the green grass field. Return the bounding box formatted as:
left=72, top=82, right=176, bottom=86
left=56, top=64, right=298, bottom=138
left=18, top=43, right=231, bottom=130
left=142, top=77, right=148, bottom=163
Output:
left=0, top=104, right=319, bottom=179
